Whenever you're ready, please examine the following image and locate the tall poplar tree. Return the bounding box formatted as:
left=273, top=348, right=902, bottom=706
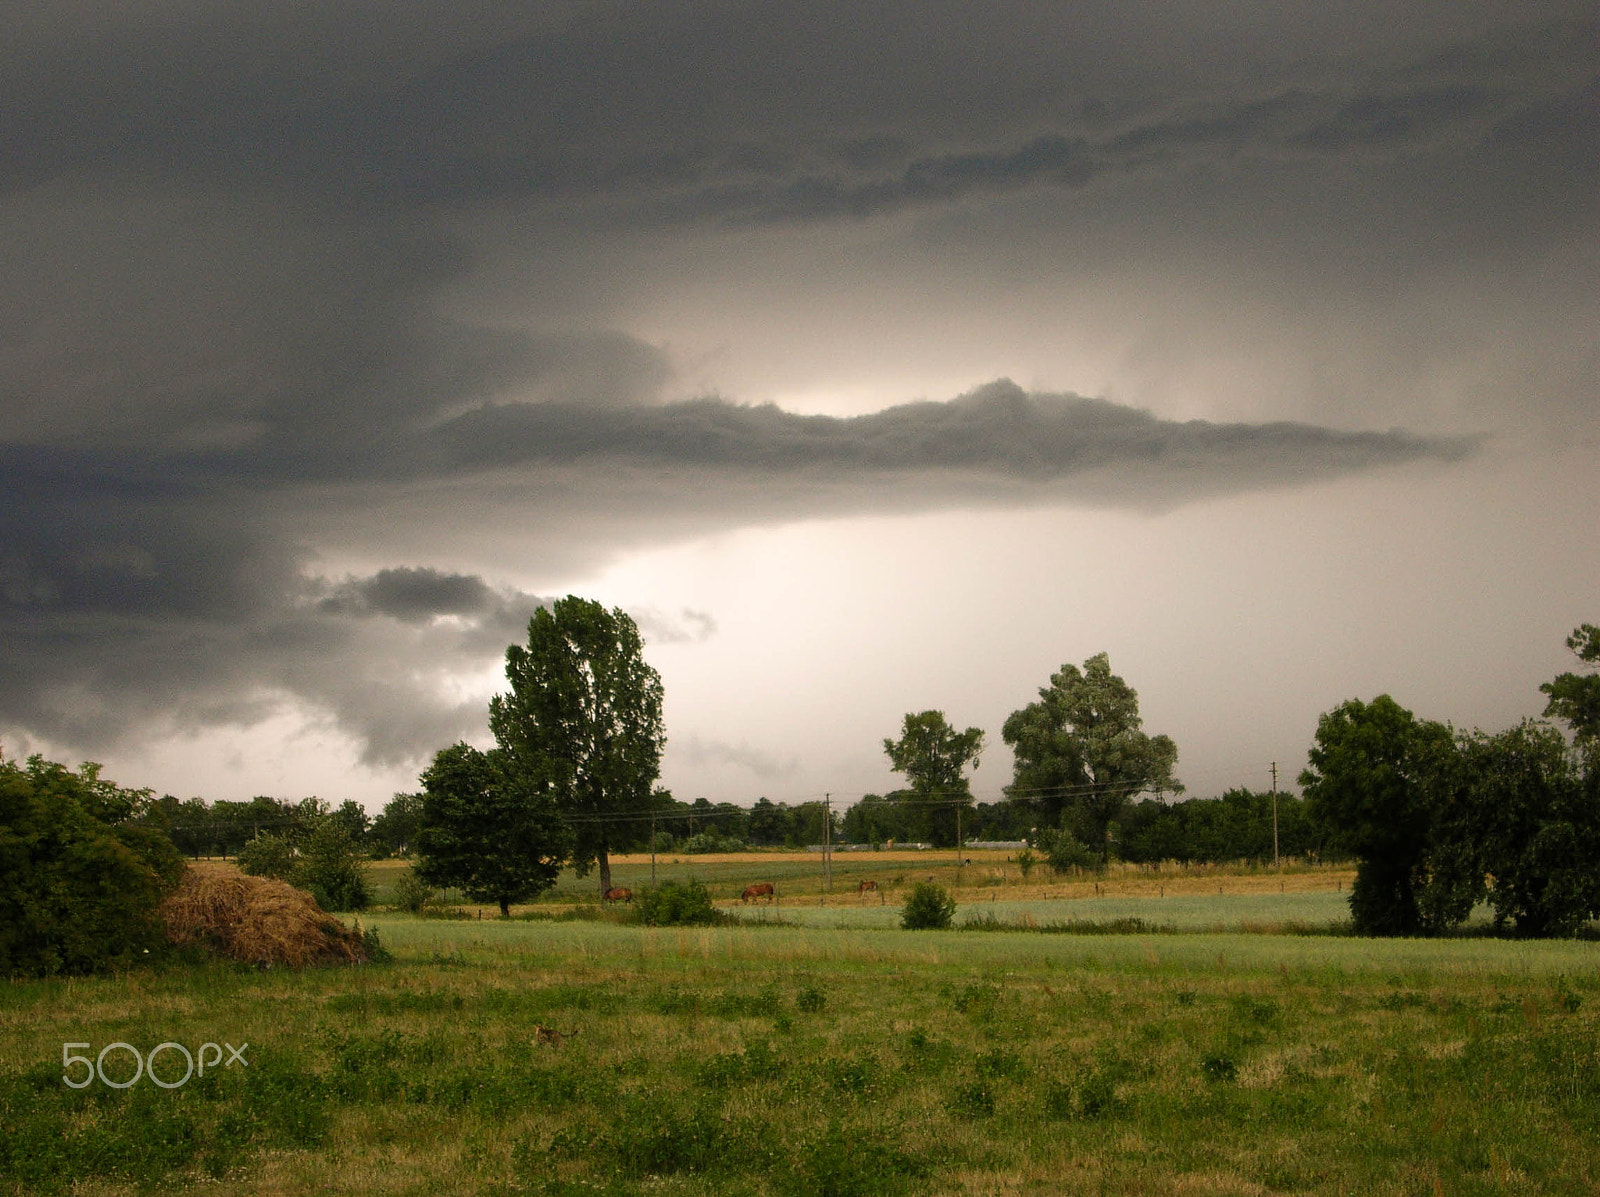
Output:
left=490, top=596, right=666, bottom=896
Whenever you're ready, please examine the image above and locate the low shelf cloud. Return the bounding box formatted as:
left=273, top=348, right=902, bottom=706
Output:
left=1, top=375, right=1460, bottom=768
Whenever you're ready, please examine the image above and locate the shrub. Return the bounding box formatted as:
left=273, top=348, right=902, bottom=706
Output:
left=1044, top=1080, right=1076, bottom=1118
left=239, top=821, right=370, bottom=912
left=1039, top=826, right=1098, bottom=873
left=901, top=882, right=956, bottom=929
left=295, top=819, right=370, bottom=912
left=0, top=755, right=184, bottom=976
left=392, top=869, right=438, bottom=914
left=634, top=879, right=721, bottom=926
left=1015, top=847, right=1037, bottom=878
left=1077, top=1070, right=1119, bottom=1116
left=237, top=831, right=296, bottom=881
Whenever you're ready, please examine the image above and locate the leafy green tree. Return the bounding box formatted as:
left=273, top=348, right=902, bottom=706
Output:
left=330, top=799, right=370, bottom=846
left=295, top=818, right=371, bottom=912
left=237, top=820, right=371, bottom=912
left=883, top=710, right=984, bottom=848
left=368, top=791, right=424, bottom=858
left=490, top=597, right=666, bottom=897
left=159, top=796, right=213, bottom=858
left=1037, top=825, right=1097, bottom=873
left=391, top=869, right=437, bottom=914
left=747, top=797, right=790, bottom=846
left=1300, top=696, right=1466, bottom=936
left=1541, top=624, right=1600, bottom=761
left=785, top=799, right=836, bottom=847
left=968, top=796, right=1037, bottom=841
left=415, top=742, right=569, bottom=917
left=1116, top=790, right=1327, bottom=866
left=237, top=830, right=297, bottom=880
left=0, top=756, right=184, bottom=976
left=1446, top=721, right=1600, bottom=937
left=1002, top=653, right=1180, bottom=865
left=208, top=795, right=300, bottom=857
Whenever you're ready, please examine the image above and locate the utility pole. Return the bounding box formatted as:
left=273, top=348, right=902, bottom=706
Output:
left=823, top=793, right=833, bottom=892
left=651, top=811, right=657, bottom=886
left=1270, top=761, right=1280, bottom=871
left=956, top=804, right=963, bottom=879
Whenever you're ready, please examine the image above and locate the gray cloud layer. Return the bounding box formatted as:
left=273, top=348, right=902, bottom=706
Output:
left=3, top=4, right=1591, bottom=220
left=0, top=1, right=1581, bottom=773
left=0, top=377, right=1472, bottom=764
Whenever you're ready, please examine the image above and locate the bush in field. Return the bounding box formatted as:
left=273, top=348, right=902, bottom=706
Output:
left=391, top=869, right=438, bottom=914
left=238, top=821, right=371, bottom=912
left=1014, top=847, right=1037, bottom=878
left=238, top=831, right=297, bottom=881
left=635, top=879, right=721, bottom=925
left=0, top=755, right=184, bottom=976
left=901, top=882, right=956, bottom=929
left=296, top=819, right=371, bottom=912
left=1038, top=825, right=1097, bottom=874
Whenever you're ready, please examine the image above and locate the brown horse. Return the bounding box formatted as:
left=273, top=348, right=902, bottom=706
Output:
left=603, top=887, right=633, bottom=904
left=857, top=879, right=878, bottom=895
left=741, top=882, right=775, bottom=904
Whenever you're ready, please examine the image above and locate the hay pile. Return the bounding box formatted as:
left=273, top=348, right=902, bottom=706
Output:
left=161, top=868, right=370, bottom=968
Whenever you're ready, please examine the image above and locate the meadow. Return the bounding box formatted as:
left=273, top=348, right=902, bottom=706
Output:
left=361, top=849, right=1353, bottom=910
left=4, top=859, right=1598, bottom=1195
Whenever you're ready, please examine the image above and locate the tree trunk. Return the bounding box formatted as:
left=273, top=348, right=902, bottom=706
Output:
left=598, top=841, right=612, bottom=896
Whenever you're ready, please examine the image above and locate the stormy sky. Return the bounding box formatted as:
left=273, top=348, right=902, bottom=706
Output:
left=3, top=1, right=1596, bottom=809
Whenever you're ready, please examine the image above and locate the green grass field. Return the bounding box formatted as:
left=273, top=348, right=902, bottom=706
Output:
left=5, top=897, right=1600, bottom=1196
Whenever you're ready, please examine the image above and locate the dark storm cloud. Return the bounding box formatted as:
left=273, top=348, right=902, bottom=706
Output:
left=0, top=1, right=1582, bottom=770
left=425, top=381, right=1473, bottom=481
left=322, top=568, right=498, bottom=624
left=0, top=375, right=1473, bottom=762
left=0, top=552, right=552, bottom=766
left=0, top=4, right=1591, bottom=216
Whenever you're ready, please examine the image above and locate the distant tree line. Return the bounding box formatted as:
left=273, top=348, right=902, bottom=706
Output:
left=838, top=787, right=1327, bottom=864
left=138, top=794, right=375, bottom=859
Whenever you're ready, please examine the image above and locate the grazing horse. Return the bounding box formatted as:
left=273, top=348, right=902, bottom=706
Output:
left=857, top=879, right=878, bottom=895
left=603, top=887, right=633, bottom=904
left=741, top=882, right=775, bottom=904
